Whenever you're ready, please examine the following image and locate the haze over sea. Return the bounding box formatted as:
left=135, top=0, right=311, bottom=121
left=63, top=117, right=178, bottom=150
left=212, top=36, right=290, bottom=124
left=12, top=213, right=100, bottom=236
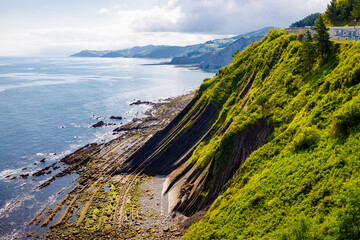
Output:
left=0, top=56, right=213, bottom=238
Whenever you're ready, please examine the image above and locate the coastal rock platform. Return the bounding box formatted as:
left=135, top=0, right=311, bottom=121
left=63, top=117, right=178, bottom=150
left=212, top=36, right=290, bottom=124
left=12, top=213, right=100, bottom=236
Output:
left=25, top=93, right=196, bottom=239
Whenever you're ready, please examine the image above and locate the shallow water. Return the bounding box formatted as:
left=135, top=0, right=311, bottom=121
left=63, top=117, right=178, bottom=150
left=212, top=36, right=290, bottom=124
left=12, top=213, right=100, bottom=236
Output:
left=0, top=56, right=214, bottom=238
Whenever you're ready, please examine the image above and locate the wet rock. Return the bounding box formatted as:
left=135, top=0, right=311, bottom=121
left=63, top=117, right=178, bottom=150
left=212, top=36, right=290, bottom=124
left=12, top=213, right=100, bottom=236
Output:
left=20, top=173, right=29, bottom=179
left=33, top=171, right=46, bottom=177
left=91, top=121, right=106, bottom=128
left=130, top=100, right=154, bottom=105
left=22, top=168, right=27, bottom=171
left=40, top=158, right=46, bottom=163
left=110, top=116, right=122, bottom=120
left=5, top=175, right=11, bottom=178
left=91, top=121, right=115, bottom=128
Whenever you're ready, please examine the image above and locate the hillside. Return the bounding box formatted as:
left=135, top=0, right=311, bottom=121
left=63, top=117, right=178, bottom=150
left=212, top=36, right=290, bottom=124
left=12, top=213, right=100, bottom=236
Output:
left=170, top=27, right=275, bottom=69
left=199, top=35, right=264, bottom=70
left=70, top=27, right=274, bottom=70
left=117, top=29, right=360, bottom=239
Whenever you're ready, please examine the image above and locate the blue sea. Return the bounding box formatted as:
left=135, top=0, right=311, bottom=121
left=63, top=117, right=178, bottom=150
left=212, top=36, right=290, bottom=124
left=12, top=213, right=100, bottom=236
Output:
left=0, top=56, right=214, bottom=238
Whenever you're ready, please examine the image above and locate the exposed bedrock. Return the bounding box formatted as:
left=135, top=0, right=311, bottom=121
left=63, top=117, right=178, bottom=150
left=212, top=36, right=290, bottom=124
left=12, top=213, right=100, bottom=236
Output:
left=168, top=118, right=273, bottom=216
left=115, top=72, right=273, bottom=218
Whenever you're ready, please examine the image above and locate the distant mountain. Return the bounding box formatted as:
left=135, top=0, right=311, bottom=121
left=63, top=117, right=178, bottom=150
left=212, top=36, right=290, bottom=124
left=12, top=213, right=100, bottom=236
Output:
left=70, top=27, right=275, bottom=70
left=170, top=27, right=276, bottom=70
left=101, top=45, right=201, bottom=59
left=199, top=35, right=264, bottom=70
left=71, top=50, right=112, bottom=57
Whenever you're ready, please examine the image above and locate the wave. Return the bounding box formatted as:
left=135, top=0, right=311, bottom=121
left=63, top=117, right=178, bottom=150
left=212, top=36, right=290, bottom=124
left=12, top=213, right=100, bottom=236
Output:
left=0, top=194, right=35, bottom=220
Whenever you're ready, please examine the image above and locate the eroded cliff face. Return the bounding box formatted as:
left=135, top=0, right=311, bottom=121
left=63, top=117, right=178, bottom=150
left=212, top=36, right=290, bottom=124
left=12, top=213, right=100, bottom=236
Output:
left=116, top=97, right=217, bottom=176
left=166, top=118, right=273, bottom=216
left=115, top=68, right=273, bottom=219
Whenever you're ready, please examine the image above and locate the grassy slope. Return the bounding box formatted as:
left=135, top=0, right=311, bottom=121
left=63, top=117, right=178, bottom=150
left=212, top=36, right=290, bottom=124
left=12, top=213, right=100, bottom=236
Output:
left=182, top=29, right=360, bottom=239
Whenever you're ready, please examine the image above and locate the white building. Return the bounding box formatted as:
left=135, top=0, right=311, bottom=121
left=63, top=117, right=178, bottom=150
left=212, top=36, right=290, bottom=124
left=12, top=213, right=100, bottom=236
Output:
left=286, top=26, right=360, bottom=41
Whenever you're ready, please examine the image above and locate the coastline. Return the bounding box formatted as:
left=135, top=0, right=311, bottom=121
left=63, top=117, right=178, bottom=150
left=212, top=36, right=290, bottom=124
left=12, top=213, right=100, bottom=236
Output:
left=21, top=93, right=196, bottom=239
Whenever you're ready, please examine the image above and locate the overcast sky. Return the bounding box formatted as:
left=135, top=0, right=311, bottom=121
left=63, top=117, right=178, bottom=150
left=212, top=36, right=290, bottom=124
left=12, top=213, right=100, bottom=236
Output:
left=0, top=0, right=330, bottom=56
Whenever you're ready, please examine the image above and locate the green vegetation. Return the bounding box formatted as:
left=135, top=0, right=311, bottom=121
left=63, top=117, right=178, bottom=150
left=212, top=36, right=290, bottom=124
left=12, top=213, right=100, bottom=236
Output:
left=331, top=96, right=360, bottom=138
left=301, top=31, right=316, bottom=73
left=313, top=16, right=332, bottom=60
left=325, top=0, right=360, bottom=26
left=179, top=29, right=360, bottom=239
left=290, top=13, right=322, bottom=27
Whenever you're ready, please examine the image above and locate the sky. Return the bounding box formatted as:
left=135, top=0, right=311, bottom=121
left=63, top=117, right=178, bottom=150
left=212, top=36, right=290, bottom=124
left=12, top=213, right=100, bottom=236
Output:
left=0, top=0, right=330, bottom=56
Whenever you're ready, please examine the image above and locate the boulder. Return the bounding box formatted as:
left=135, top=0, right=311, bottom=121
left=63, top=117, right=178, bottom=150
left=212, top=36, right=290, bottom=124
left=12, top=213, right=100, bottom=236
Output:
left=91, top=121, right=106, bottom=128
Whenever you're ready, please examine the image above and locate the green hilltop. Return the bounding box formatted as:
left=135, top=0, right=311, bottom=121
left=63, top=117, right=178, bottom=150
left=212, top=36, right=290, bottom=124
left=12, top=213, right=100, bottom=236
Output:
left=181, top=29, right=360, bottom=239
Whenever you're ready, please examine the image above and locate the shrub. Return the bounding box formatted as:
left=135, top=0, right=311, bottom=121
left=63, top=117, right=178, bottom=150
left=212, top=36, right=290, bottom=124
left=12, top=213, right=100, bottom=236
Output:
left=328, top=183, right=360, bottom=239
left=292, top=127, right=321, bottom=151
left=279, top=216, right=314, bottom=240
left=331, top=97, right=360, bottom=138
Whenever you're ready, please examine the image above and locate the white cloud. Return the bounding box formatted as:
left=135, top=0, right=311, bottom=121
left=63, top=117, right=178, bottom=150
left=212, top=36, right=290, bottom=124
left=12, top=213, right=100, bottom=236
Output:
left=0, top=0, right=330, bottom=56
left=99, top=8, right=110, bottom=14
left=115, top=0, right=329, bottom=34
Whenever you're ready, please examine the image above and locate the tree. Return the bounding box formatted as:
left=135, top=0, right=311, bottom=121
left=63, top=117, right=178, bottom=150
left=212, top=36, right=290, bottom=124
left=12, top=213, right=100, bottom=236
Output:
left=232, top=50, right=240, bottom=58
left=351, top=0, right=360, bottom=19
left=301, top=31, right=316, bottom=73
left=290, top=13, right=321, bottom=28
left=313, top=16, right=332, bottom=60
left=326, top=0, right=338, bottom=25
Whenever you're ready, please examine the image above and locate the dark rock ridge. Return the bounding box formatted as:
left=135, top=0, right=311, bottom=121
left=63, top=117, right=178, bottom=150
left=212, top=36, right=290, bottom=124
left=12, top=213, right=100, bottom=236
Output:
left=91, top=121, right=116, bottom=128
left=115, top=72, right=272, bottom=217
left=109, top=116, right=122, bottom=120
left=130, top=100, right=154, bottom=106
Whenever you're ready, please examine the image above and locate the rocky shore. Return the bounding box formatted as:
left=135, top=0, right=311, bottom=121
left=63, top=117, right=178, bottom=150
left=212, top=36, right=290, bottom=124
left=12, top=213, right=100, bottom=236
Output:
left=22, top=93, right=197, bottom=239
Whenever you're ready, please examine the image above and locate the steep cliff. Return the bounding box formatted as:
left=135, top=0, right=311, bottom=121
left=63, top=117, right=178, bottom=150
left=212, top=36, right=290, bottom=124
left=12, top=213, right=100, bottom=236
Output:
left=116, top=29, right=360, bottom=239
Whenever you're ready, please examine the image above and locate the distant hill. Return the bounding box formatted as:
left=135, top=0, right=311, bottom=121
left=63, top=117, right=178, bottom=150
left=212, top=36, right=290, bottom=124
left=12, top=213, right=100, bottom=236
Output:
left=71, top=50, right=112, bottom=57
left=199, top=35, right=265, bottom=70
left=100, top=45, right=201, bottom=59
left=170, top=27, right=275, bottom=70
left=290, top=13, right=321, bottom=27
left=70, top=27, right=275, bottom=70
